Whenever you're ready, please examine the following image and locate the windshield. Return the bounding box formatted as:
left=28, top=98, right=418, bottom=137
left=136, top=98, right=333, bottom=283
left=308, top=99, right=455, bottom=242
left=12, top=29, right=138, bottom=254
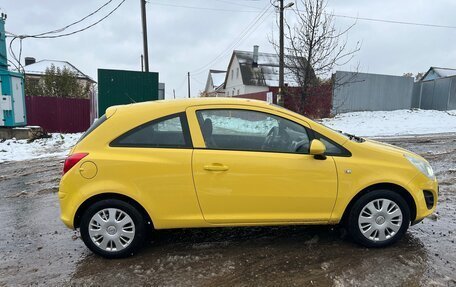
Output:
left=268, top=103, right=365, bottom=143
left=326, top=126, right=365, bottom=143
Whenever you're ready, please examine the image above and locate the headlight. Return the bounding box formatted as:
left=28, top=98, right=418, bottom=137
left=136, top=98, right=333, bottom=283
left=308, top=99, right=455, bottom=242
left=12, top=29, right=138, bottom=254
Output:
left=404, top=154, right=435, bottom=180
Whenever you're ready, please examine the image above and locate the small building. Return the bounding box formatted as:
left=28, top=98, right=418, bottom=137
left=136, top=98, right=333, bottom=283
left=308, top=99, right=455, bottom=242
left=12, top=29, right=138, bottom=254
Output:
left=223, top=45, right=299, bottom=97
left=23, top=58, right=96, bottom=98
left=202, top=70, right=226, bottom=97
left=420, top=67, right=456, bottom=82
left=21, top=58, right=96, bottom=133
left=413, top=66, right=456, bottom=110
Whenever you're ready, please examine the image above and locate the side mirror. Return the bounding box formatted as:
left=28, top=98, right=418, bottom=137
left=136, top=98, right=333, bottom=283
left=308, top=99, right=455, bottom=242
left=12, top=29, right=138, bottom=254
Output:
left=309, top=139, right=326, bottom=158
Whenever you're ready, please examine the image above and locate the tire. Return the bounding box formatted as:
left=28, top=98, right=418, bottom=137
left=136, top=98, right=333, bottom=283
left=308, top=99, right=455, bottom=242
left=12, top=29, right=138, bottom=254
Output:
left=80, top=199, right=146, bottom=258
left=347, top=190, right=411, bottom=247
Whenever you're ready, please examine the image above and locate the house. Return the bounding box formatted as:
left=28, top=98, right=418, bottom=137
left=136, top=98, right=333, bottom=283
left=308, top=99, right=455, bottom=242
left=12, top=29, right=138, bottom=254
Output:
left=22, top=57, right=96, bottom=99
left=413, top=66, right=456, bottom=110
left=223, top=45, right=301, bottom=97
left=20, top=58, right=96, bottom=133
left=420, top=67, right=456, bottom=81
left=202, top=69, right=226, bottom=97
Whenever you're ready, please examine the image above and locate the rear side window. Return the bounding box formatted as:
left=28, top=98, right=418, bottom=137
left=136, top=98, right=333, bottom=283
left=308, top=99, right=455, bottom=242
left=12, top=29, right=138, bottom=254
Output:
left=110, top=113, right=192, bottom=148
left=78, top=115, right=107, bottom=143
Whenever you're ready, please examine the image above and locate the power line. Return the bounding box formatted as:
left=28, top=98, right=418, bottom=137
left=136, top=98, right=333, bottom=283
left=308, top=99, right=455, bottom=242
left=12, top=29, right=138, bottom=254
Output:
left=174, top=75, right=189, bottom=94
left=190, top=75, right=205, bottom=85
left=150, top=1, right=456, bottom=30
left=146, top=1, right=260, bottom=13
left=7, top=0, right=126, bottom=70
left=31, top=0, right=126, bottom=39
left=190, top=4, right=273, bottom=75
left=331, top=13, right=456, bottom=30
left=30, top=0, right=115, bottom=37
left=211, top=0, right=263, bottom=10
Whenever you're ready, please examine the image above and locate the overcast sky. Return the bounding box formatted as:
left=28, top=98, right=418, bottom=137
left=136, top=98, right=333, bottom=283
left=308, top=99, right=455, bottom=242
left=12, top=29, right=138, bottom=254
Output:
left=2, top=0, right=456, bottom=98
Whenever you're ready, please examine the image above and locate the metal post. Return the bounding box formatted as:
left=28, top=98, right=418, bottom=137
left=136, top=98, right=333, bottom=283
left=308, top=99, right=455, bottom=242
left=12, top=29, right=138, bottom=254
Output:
left=278, top=0, right=285, bottom=106
left=140, top=54, right=144, bottom=72
left=187, top=72, right=191, bottom=98
left=140, top=0, right=149, bottom=72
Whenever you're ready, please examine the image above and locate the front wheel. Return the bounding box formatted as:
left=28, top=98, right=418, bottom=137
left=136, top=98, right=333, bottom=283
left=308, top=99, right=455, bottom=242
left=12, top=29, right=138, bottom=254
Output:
left=347, top=190, right=411, bottom=247
left=80, top=199, right=146, bottom=258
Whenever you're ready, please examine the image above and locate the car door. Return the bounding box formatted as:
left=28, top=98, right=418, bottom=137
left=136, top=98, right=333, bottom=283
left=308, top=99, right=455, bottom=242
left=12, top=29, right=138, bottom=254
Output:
left=187, top=105, right=338, bottom=224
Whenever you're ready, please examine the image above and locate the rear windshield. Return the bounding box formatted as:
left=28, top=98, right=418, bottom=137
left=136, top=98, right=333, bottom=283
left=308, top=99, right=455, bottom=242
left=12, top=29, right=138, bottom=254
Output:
left=77, top=115, right=107, bottom=143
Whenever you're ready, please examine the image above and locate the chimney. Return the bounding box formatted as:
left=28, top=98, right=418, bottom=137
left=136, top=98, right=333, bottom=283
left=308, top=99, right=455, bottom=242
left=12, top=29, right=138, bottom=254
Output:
left=252, top=45, right=259, bottom=68
left=25, top=57, right=36, bottom=66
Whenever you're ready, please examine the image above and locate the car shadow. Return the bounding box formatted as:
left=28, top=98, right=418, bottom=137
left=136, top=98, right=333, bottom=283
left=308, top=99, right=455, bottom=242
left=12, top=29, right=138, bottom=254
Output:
left=70, top=225, right=431, bottom=286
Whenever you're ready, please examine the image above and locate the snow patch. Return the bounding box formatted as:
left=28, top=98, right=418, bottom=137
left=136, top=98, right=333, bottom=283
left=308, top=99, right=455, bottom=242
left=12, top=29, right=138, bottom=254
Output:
left=320, top=109, right=456, bottom=137
left=0, top=133, right=81, bottom=163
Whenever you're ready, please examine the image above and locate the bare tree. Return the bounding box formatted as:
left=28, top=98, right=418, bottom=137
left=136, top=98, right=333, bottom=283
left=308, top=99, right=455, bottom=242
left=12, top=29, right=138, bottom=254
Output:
left=275, top=0, right=360, bottom=110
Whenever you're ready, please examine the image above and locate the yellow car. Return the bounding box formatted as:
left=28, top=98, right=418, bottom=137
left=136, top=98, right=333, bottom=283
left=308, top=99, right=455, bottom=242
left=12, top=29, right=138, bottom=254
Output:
left=59, top=98, right=438, bottom=258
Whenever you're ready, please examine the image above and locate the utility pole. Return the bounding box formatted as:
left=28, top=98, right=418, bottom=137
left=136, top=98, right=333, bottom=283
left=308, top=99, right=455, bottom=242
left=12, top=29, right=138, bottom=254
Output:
left=140, top=54, right=144, bottom=72
left=276, top=0, right=294, bottom=106
left=277, top=0, right=285, bottom=106
left=140, top=0, right=149, bottom=72
left=173, top=89, right=176, bottom=99
left=187, top=72, right=191, bottom=98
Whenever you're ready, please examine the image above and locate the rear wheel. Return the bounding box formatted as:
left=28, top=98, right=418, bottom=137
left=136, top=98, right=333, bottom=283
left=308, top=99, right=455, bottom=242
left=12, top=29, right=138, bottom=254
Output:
left=347, top=190, right=410, bottom=247
left=80, top=199, right=146, bottom=258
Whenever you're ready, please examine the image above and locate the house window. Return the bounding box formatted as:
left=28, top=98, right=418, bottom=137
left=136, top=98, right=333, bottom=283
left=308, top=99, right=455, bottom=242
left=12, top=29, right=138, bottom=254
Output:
left=231, top=69, right=234, bottom=80
left=237, top=89, right=240, bottom=95
left=236, top=68, right=239, bottom=79
left=232, top=90, right=234, bottom=96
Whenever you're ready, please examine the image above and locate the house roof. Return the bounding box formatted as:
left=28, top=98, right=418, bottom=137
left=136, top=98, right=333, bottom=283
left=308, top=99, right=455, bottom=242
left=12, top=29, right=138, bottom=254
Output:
left=22, top=59, right=95, bottom=82
left=209, top=69, right=226, bottom=89
left=421, top=67, right=456, bottom=81
left=226, top=50, right=301, bottom=88
left=204, top=69, right=226, bottom=94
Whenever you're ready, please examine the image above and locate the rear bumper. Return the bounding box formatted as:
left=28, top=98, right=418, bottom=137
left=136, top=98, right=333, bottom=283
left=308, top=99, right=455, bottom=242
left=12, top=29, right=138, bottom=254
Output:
left=58, top=187, right=76, bottom=229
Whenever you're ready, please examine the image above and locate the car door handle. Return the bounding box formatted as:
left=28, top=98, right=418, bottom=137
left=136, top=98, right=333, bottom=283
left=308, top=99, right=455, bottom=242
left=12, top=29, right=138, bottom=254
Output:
left=203, top=164, right=229, bottom=172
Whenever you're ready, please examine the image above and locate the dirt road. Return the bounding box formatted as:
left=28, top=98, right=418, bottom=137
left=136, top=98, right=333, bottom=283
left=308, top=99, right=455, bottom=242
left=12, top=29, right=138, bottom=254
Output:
left=0, top=135, right=455, bottom=286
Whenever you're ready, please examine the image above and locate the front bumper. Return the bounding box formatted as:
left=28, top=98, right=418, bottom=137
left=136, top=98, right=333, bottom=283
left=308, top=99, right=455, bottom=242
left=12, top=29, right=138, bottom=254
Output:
left=409, top=174, right=438, bottom=222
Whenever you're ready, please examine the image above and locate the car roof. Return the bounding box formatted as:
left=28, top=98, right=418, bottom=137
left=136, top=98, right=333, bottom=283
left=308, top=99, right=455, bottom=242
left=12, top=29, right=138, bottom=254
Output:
left=109, top=97, right=273, bottom=113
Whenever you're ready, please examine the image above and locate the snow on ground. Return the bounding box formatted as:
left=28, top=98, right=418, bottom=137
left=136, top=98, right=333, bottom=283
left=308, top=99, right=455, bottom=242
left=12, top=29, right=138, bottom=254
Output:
left=320, top=109, right=456, bottom=137
left=0, top=133, right=82, bottom=163
left=0, top=109, right=455, bottom=163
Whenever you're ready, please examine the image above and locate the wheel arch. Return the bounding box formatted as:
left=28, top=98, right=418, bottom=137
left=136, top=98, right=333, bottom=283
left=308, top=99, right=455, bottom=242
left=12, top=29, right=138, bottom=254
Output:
left=340, top=183, right=417, bottom=224
left=73, top=193, right=154, bottom=229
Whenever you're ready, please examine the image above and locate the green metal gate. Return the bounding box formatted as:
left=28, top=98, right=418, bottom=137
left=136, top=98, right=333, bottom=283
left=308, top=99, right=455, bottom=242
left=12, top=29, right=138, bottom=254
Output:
left=97, top=69, right=159, bottom=116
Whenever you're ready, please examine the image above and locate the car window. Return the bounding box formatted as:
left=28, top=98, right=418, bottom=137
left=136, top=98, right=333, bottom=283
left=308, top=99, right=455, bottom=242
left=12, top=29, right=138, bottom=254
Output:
left=196, top=109, right=310, bottom=154
left=111, top=113, right=191, bottom=148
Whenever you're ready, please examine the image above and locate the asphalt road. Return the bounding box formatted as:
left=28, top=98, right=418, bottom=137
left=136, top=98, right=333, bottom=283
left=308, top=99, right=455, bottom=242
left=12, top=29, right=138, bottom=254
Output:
left=0, top=134, right=455, bottom=286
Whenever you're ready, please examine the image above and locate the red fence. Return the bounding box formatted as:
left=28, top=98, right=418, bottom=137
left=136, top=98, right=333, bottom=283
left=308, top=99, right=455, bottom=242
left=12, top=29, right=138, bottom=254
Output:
left=25, top=96, right=91, bottom=133
left=235, top=84, right=333, bottom=119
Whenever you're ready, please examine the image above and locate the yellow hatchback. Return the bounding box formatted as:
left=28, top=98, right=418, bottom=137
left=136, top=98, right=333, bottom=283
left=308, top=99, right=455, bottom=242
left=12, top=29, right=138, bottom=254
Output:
left=59, top=98, right=438, bottom=258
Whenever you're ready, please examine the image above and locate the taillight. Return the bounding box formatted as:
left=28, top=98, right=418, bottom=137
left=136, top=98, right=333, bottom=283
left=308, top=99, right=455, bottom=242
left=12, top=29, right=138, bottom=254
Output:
left=63, top=153, right=89, bottom=175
